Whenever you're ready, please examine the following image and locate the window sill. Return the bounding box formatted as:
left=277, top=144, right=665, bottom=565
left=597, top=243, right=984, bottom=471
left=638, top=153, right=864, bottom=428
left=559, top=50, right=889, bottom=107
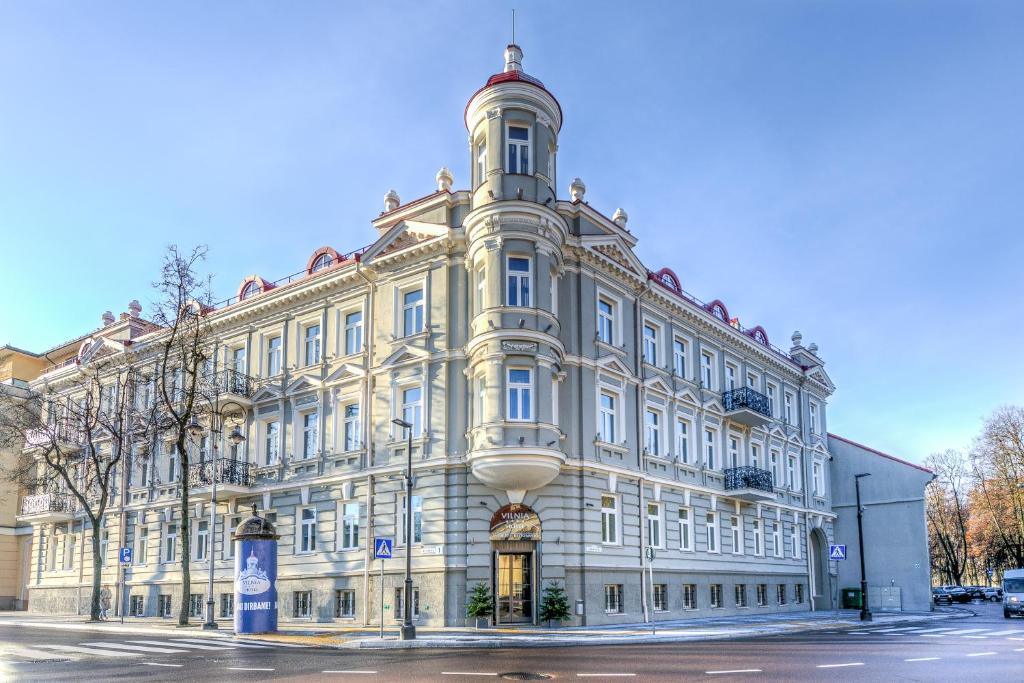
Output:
left=595, top=340, right=626, bottom=356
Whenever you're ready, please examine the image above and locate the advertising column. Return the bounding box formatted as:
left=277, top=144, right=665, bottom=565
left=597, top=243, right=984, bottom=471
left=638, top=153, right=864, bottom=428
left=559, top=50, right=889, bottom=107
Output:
left=233, top=505, right=279, bottom=634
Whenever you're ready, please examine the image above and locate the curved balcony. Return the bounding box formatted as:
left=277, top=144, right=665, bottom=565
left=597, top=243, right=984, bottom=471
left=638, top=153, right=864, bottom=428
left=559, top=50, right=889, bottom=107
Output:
left=18, top=492, right=77, bottom=523
left=187, top=458, right=253, bottom=501
left=724, top=466, right=777, bottom=502
left=723, top=387, right=772, bottom=428
left=467, top=445, right=565, bottom=498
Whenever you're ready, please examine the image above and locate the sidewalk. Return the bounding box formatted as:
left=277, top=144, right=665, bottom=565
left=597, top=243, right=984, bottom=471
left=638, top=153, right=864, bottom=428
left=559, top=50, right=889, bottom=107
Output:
left=0, top=607, right=966, bottom=649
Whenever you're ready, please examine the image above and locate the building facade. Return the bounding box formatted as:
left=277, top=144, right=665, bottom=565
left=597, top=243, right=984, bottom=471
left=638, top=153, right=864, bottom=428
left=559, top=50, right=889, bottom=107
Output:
left=17, top=45, right=851, bottom=627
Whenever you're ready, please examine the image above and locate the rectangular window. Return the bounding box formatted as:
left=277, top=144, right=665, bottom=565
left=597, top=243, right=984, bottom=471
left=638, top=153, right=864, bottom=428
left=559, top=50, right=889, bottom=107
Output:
left=345, top=311, right=363, bottom=355
left=813, top=461, right=825, bottom=496
left=336, top=589, right=356, bottom=618
left=710, top=584, right=723, bottom=609
left=735, top=584, right=748, bottom=608
left=267, top=336, right=282, bottom=376
left=599, top=392, right=616, bottom=443
left=506, top=257, right=532, bottom=307
left=401, top=387, right=423, bottom=437
left=164, top=523, right=177, bottom=563
left=706, top=512, right=718, bottom=553
left=791, top=522, right=801, bottom=559
left=770, top=450, right=780, bottom=488
left=63, top=531, right=75, bottom=570
left=642, top=324, right=658, bottom=364
left=343, top=404, right=361, bottom=451
left=784, top=392, right=795, bottom=425
left=219, top=593, right=234, bottom=618
left=158, top=594, right=172, bottom=617
left=787, top=455, right=800, bottom=491
left=299, top=507, right=317, bottom=554
left=232, top=346, right=246, bottom=376
left=675, top=418, right=689, bottom=463
left=135, top=526, right=148, bottom=565
left=401, top=495, right=423, bottom=545
left=597, top=299, right=615, bottom=344
left=507, top=368, right=533, bottom=421
left=604, top=584, right=623, bottom=613
left=795, top=584, right=804, bottom=603
left=766, top=383, right=777, bottom=416
left=303, top=412, right=319, bottom=459
left=725, top=364, right=737, bottom=391
left=777, top=584, right=787, bottom=605
left=647, top=502, right=662, bottom=548
left=809, top=403, right=819, bottom=434
left=730, top=515, right=743, bottom=555
left=757, top=584, right=768, bottom=607
left=672, top=338, right=686, bottom=377
left=476, top=140, right=487, bottom=186
left=728, top=436, right=740, bottom=468
left=601, top=495, right=618, bottom=545
left=340, top=502, right=360, bottom=550
left=705, top=429, right=716, bottom=470
left=293, top=590, right=312, bottom=618
left=678, top=507, right=693, bottom=551
left=129, top=595, right=144, bottom=617
left=750, top=443, right=760, bottom=469
left=476, top=267, right=487, bottom=314
left=753, top=519, right=763, bottom=556
left=644, top=409, right=660, bottom=455
left=189, top=593, right=204, bottom=618
left=304, top=324, right=321, bottom=366
left=653, top=584, right=667, bottom=612
left=225, top=515, right=241, bottom=560
left=682, top=584, right=697, bottom=610
left=265, top=421, right=280, bottom=465
left=402, top=289, right=425, bottom=336
left=195, top=520, right=208, bottom=561
left=507, top=124, right=530, bottom=175
left=394, top=587, right=420, bottom=620
left=168, top=447, right=177, bottom=483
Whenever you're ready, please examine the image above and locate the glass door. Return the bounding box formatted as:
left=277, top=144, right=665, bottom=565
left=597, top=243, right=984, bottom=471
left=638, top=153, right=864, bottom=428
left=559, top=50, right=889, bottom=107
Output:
left=496, top=552, right=533, bottom=623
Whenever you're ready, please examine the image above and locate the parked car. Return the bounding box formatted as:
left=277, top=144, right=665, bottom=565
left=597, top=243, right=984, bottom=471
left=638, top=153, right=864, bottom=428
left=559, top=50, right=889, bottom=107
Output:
left=933, top=586, right=971, bottom=604
left=982, top=587, right=1003, bottom=602
left=964, top=586, right=987, bottom=600
left=1004, top=569, right=1024, bottom=618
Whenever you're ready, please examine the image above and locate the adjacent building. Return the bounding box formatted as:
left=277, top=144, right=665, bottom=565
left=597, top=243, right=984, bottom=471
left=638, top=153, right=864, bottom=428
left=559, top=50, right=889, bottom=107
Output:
left=12, top=45, right=930, bottom=626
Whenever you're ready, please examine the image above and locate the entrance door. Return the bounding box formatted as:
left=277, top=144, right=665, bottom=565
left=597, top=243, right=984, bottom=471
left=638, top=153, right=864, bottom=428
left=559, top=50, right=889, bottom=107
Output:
left=496, top=552, right=533, bottom=624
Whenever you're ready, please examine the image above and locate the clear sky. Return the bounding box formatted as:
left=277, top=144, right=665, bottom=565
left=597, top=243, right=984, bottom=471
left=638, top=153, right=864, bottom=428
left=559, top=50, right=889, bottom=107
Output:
left=1, top=1, right=1021, bottom=465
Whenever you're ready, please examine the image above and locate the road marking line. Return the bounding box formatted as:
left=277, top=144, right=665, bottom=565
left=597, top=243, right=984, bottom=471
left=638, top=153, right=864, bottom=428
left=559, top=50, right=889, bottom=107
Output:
left=143, top=663, right=183, bottom=668
left=323, top=672, right=377, bottom=675
left=966, top=652, right=996, bottom=657
left=983, top=630, right=1021, bottom=636
left=910, top=628, right=958, bottom=633
left=963, top=636, right=988, bottom=639
left=235, top=639, right=308, bottom=648
left=174, top=638, right=271, bottom=649
left=944, top=628, right=988, bottom=635
left=36, top=644, right=140, bottom=658
left=921, top=634, right=947, bottom=637
left=79, top=642, right=188, bottom=654
left=227, top=667, right=276, bottom=671
left=128, top=640, right=228, bottom=650
left=441, top=673, right=498, bottom=676
left=0, top=646, right=78, bottom=661
left=707, top=669, right=763, bottom=674
left=577, top=675, right=637, bottom=678
left=817, top=663, right=864, bottom=668
left=905, top=657, right=940, bottom=662
left=1015, top=648, right=1024, bottom=651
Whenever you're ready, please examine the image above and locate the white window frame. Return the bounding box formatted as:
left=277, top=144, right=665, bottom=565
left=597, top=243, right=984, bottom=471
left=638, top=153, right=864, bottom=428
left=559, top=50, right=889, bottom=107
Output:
left=303, top=322, right=321, bottom=366
left=787, top=454, right=800, bottom=491
left=704, top=428, right=717, bottom=470
left=400, top=495, right=423, bottom=546
left=810, top=402, right=819, bottom=434
left=770, top=449, right=781, bottom=488
left=813, top=460, right=825, bottom=497
left=599, top=391, right=617, bottom=443
left=647, top=502, right=663, bottom=549
left=653, top=584, right=668, bottom=612
left=683, top=583, right=697, bottom=610
left=267, top=335, right=282, bottom=377
left=506, top=367, right=534, bottom=421
left=344, top=309, right=364, bottom=356
left=163, top=523, right=177, bottom=564
left=642, top=322, right=659, bottom=365
left=791, top=521, right=802, bottom=559
left=675, top=417, right=690, bottom=464
left=784, top=391, right=795, bottom=425
left=400, top=386, right=423, bottom=437
left=701, top=351, right=715, bottom=389
left=264, top=420, right=280, bottom=465
left=728, top=436, right=740, bottom=469
left=750, top=443, right=761, bottom=469
left=297, top=507, right=317, bottom=554
left=678, top=507, right=693, bottom=552
left=339, top=501, right=360, bottom=551
left=401, top=287, right=425, bottom=337
left=706, top=511, right=719, bottom=554
left=343, top=402, right=361, bottom=452
left=772, top=521, right=783, bottom=558
left=725, top=363, right=738, bottom=391
left=604, top=584, right=624, bottom=614
left=597, top=297, right=615, bottom=345
left=644, top=407, right=662, bottom=455
left=766, top=382, right=778, bottom=417
left=475, top=138, right=487, bottom=186
left=672, top=337, right=687, bottom=377
left=336, top=588, right=357, bottom=618
left=301, top=410, right=319, bottom=459
left=506, top=255, right=532, bottom=307
left=753, top=518, right=764, bottom=556
left=195, top=520, right=209, bottom=561
left=134, top=525, right=148, bottom=566
left=505, top=121, right=531, bottom=175
left=601, top=494, right=620, bottom=545
left=730, top=515, right=743, bottom=555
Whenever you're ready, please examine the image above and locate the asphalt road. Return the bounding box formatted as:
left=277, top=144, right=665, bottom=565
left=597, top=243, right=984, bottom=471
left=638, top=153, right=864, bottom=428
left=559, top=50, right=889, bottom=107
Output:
left=2, top=602, right=1022, bottom=682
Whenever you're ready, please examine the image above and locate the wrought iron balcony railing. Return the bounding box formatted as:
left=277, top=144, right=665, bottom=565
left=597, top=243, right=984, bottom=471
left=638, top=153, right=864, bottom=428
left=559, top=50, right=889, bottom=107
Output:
left=188, top=458, right=253, bottom=488
left=208, top=369, right=258, bottom=398
left=724, top=466, right=775, bottom=494
left=21, top=491, right=76, bottom=516
left=722, top=387, right=772, bottom=418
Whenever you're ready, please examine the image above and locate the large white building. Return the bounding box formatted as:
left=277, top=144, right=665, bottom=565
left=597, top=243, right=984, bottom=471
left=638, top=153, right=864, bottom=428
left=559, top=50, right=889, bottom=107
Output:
left=18, top=44, right=867, bottom=627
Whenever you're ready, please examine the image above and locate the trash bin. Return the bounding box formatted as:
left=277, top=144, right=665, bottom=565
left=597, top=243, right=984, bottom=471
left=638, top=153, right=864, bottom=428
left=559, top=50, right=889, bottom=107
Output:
left=842, top=588, right=862, bottom=609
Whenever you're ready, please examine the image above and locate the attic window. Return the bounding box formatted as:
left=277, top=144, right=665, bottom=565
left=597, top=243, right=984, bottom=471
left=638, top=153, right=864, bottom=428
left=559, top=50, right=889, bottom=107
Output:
left=711, top=304, right=727, bottom=321
left=311, top=253, right=333, bottom=273
left=241, top=281, right=261, bottom=300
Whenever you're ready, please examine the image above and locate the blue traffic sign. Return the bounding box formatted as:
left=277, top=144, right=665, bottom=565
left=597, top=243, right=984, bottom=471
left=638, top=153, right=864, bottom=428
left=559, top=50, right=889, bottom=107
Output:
left=119, top=547, right=133, bottom=564
left=374, top=537, right=393, bottom=559
left=828, top=544, right=847, bottom=561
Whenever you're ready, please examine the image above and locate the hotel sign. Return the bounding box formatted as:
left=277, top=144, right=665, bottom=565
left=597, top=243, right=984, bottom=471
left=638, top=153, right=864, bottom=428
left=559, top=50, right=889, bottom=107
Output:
left=489, top=503, right=541, bottom=541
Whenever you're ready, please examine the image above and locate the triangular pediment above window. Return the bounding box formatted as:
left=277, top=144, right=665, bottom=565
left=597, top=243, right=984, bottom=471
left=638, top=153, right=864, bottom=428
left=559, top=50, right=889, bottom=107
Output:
left=360, top=220, right=450, bottom=263
left=787, top=433, right=804, bottom=447
left=285, top=374, right=322, bottom=395
left=380, top=343, right=430, bottom=368
left=674, top=388, right=700, bottom=405
left=595, top=355, right=632, bottom=377
left=769, top=425, right=788, bottom=440
left=250, top=384, right=282, bottom=403
left=703, top=398, right=725, bottom=414
left=324, top=362, right=367, bottom=385
left=806, top=366, right=836, bottom=393
left=580, top=235, right=646, bottom=275
left=811, top=440, right=829, bottom=457
left=643, top=376, right=673, bottom=395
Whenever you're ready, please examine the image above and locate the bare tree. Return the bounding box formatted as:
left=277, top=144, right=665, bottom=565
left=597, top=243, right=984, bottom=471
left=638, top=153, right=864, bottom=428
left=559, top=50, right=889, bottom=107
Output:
left=970, top=407, right=1024, bottom=569
left=925, top=449, right=972, bottom=586
left=0, top=356, right=154, bottom=620
left=149, top=245, right=215, bottom=626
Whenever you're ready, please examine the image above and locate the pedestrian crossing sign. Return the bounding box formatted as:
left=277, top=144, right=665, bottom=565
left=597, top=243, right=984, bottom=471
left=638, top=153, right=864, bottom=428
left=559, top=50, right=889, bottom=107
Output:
left=374, top=537, right=393, bottom=559
left=829, top=543, right=847, bottom=560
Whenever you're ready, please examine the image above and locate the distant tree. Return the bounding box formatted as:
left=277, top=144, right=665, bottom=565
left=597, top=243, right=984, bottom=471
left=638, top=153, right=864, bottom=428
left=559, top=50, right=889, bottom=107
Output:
left=970, top=407, right=1024, bottom=569
left=925, top=449, right=971, bottom=586
left=538, top=582, right=572, bottom=626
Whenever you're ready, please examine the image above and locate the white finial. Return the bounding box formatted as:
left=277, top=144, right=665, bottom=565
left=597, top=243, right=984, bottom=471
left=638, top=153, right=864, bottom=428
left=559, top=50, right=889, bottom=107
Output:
left=383, top=189, right=400, bottom=212
left=791, top=330, right=803, bottom=346
left=128, top=300, right=142, bottom=317
left=612, top=207, right=628, bottom=228
left=436, top=167, right=453, bottom=192
left=569, top=178, right=586, bottom=202
left=101, top=311, right=115, bottom=326
left=808, top=342, right=819, bottom=355
left=504, top=44, right=523, bottom=73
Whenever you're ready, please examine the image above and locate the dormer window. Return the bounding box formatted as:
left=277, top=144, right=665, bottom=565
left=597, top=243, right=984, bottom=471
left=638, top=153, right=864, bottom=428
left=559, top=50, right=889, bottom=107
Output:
left=711, top=304, right=727, bottom=321
left=311, top=253, right=333, bottom=272
left=241, top=281, right=261, bottom=300
left=506, top=124, right=530, bottom=175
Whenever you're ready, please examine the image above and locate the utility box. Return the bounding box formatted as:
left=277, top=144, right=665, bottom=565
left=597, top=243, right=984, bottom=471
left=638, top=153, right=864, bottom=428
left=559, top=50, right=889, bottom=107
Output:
left=842, top=588, right=863, bottom=609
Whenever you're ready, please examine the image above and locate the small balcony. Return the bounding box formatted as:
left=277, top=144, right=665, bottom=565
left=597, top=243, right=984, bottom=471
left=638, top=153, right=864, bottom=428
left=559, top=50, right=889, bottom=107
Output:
left=18, top=492, right=77, bottom=523
left=722, top=387, right=772, bottom=428
left=187, top=458, right=253, bottom=501
left=724, top=466, right=777, bottom=502
left=207, top=369, right=258, bottom=407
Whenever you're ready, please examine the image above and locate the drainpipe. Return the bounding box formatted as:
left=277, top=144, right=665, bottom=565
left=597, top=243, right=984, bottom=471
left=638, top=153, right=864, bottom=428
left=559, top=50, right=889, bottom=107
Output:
left=633, top=285, right=648, bottom=623
left=576, top=264, right=587, bottom=626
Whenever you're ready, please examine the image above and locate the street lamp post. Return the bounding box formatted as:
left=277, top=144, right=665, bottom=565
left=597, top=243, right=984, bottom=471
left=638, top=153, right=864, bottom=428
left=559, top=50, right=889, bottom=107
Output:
left=855, top=472, right=872, bottom=622
left=392, top=417, right=416, bottom=641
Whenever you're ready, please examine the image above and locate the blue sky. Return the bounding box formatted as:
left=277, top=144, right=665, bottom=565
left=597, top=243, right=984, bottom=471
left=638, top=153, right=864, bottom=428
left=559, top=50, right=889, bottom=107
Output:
left=1, top=1, right=1021, bottom=464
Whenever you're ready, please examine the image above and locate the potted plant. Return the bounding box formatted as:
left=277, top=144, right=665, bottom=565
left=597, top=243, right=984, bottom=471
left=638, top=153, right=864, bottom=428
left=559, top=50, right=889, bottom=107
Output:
left=539, top=581, right=572, bottom=627
left=466, top=582, right=494, bottom=629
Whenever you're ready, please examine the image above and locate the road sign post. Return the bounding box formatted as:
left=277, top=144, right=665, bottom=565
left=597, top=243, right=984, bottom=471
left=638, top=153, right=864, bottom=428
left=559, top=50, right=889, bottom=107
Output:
left=644, top=546, right=656, bottom=634
left=374, top=538, right=393, bottom=639
left=828, top=544, right=847, bottom=561
left=117, top=547, right=132, bottom=624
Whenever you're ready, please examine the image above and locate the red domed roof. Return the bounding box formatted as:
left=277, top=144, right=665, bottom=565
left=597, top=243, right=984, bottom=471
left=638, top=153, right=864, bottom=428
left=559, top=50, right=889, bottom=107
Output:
left=464, top=45, right=563, bottom=130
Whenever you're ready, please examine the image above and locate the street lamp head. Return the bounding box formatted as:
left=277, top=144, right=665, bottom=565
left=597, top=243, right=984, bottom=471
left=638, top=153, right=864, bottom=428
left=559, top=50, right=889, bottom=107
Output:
left=187, top=415, right=204, bottom=437
left=228, top=425, right=245, bottom=445
left=855, top=472, right=872, bottom=479
left=392, top=418, right=412, bottom=430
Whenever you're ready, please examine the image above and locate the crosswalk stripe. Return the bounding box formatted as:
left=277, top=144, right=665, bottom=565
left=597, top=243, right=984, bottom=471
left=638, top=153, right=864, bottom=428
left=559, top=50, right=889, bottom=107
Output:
left=1, top=646, right=79, bottom=661
left=981, top=630, right=1023, bottom=636
left=79, top=641, right=189, bottom=654
left=37, top=644, right=141, bottom=658
left=174, top=638, right=272, bottom=649
left=907, top=628, right=958, bottom=633
left=943, top=628, right=988, bottom=635
left=128, top=640, right=229, bottom=651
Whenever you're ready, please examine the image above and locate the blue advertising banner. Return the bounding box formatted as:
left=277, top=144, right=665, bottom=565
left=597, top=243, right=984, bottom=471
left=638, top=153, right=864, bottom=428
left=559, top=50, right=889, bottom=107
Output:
left=234, top=538, right=278, bottom=633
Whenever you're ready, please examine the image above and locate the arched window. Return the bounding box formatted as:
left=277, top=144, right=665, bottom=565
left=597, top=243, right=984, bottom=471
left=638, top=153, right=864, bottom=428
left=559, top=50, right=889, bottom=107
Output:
left=711, top=304, right=726, bottom=320
left=241, top=281, right=261, bottom=300
left=311, top=253, right=333, bottom=272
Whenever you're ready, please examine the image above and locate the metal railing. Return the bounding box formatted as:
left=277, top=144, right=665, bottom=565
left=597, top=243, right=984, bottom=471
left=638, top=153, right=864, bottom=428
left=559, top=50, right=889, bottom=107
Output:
left=20, top=491, right=76, bottom=516
left=207, top=369, right=258, bottom=398
left=24, top=423, right=83, bottom=449
left=724, top=466, right=775, bottom=494
left=722, top=387, right=772, bottom=418
left=188, top=458, right=253, bottom=488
